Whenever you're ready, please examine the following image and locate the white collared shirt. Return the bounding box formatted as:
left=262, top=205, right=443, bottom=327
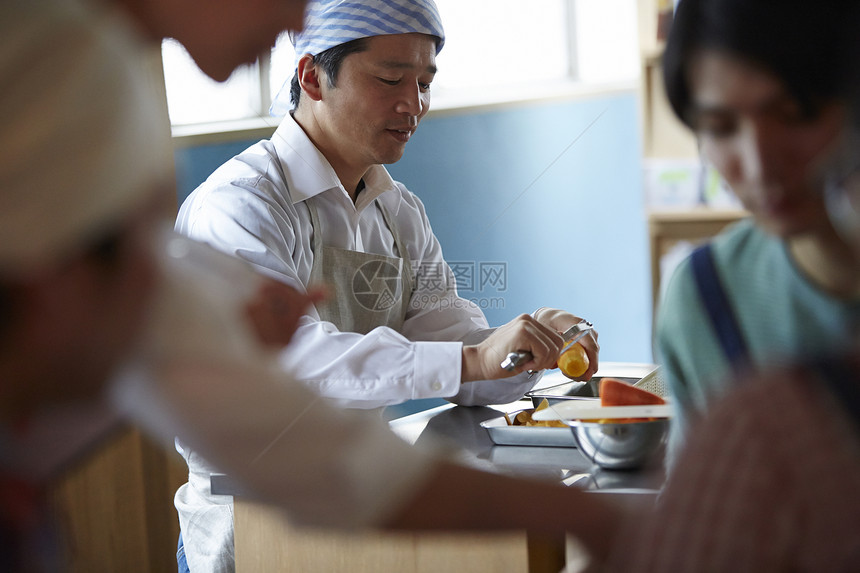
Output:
left=176, top=113, right=538, bottom=408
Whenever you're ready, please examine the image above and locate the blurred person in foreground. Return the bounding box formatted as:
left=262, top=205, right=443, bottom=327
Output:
left=112, top=0, right=308, bottom=82
left=103, top=0, right=320, bottom=349
left=0, top=2, right=623, bottom=571
left=654, top=0, right=860, bottom=460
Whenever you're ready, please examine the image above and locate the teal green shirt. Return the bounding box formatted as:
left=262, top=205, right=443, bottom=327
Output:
left=656, top=218, right=860, bottom=455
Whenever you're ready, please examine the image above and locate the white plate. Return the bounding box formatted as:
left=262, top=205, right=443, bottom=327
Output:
left=531, top=402, right=672, bottom=421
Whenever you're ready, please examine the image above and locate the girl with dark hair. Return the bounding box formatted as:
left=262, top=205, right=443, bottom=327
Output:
left=655, top=0, right=860, bottom=458
left=593, top=1, right=860, bottom=569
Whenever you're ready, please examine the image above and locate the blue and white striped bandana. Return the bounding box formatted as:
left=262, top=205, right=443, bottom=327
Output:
left=270, top=0, right=444, bottom=116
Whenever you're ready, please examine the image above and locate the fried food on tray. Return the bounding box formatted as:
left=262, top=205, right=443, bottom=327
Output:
left=504, top=398, right=567, bottom=428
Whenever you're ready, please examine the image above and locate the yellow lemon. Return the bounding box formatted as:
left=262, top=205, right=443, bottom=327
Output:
left=558, top=342, right=589, bottom=378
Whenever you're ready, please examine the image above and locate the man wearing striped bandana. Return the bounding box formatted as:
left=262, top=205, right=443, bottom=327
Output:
left=175, top=2, right=598, bottom=570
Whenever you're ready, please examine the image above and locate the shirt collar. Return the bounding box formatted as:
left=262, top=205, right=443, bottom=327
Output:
left=271, top=113, right=400, bottom=212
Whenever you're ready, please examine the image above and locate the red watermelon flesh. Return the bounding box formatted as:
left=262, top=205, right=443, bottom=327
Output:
left=600, top=378, right=665, bottom=407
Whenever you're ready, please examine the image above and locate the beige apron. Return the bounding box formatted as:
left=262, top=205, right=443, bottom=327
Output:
left=306, top=198, right=413, bottom=334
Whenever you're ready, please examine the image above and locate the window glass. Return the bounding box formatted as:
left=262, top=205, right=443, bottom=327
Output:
left=269, top=32, right=297, bottom=106
left=162, top=1, right=638, bottom=127
left=575, top=0, right=639, bottom=83
left=162, top=39, right=260, bottom=126
left=433, top=0, right=570, bottom=91
left=267, top=2, right=571, bottom=103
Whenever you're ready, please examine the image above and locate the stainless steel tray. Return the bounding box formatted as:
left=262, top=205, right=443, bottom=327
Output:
left=480, top=415, right=578, bottom=448
left=526, top=364, right=659, bottom=406
left=527, top=373, right=650, bottom=406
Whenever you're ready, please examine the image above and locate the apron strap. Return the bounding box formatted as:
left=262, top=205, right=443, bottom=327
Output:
left=306, top=198, right=324, bottom=261
left=376, top=202, right=413, bottom=294
left=305, top=199, right=325, bottom=289
left=690, top=243, right=750, bottom=372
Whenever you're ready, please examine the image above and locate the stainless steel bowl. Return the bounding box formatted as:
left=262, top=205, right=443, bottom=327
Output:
left=569, top=418, right=669, bottom=470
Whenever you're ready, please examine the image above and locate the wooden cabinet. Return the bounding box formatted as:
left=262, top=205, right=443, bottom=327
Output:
left=640, top=50, right=698, bottom=159
left=48, top=427, right=187, bottom=573
left=648, top=208, right=748, bottom=315
left=233, top=499, right=566, bottom=573
left=637, top=0, right=697, bottom=159
left=636, top=3, right=748, bottom=321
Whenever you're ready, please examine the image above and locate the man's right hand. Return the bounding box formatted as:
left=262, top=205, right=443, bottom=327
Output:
left=460, top=314, right=564, bottom=382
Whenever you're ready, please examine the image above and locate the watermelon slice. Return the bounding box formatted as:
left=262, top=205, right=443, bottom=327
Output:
left=600, top=377, right=665, bottom=407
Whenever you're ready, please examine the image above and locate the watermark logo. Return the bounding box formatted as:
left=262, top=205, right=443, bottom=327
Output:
left=352, top=260, right=402, bottom=311
left=449, top=261, right=475, bottom=291
left=446, top=261, right=508, bottom=292
left=412, top=261, right=508, bottom=311
left=479, top=262, right=507, bottom=291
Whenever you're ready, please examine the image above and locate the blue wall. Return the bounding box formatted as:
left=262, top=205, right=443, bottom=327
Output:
left=174, top=91, right=653, bottom=365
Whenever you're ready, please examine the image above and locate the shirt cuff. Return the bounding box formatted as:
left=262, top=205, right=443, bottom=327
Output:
left=411, top=341, right=463, bottom=399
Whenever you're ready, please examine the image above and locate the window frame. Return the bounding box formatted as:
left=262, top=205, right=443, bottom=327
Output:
left=167, top=0, right=640, bottom=147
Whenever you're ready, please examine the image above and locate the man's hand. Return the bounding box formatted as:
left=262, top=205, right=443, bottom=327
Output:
left=533, top=307, right=600, bottom=380
left=244, top=279, right=327, bottom=349
left=461, top=314, right=564, bottom=382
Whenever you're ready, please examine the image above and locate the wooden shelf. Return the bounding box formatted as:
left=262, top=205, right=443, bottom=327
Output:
left=637, top=0, right=697, bottom=159
left=49, top=427, right=188, bottom=573
left=648, top=208, right=749, bottom=314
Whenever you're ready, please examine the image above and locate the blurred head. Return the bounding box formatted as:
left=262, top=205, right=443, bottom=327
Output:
left=664, top=0, right=859, bottom=238
left=117, top=0, right=310, bottom=82
left=0, top=1, right=173, bottom=418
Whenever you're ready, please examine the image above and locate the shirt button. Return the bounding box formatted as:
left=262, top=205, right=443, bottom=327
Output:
left=431, top=382, right=442, bottom=391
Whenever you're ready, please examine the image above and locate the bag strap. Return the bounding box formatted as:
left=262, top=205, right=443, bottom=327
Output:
left=690, top=243, right=751, bottom=371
